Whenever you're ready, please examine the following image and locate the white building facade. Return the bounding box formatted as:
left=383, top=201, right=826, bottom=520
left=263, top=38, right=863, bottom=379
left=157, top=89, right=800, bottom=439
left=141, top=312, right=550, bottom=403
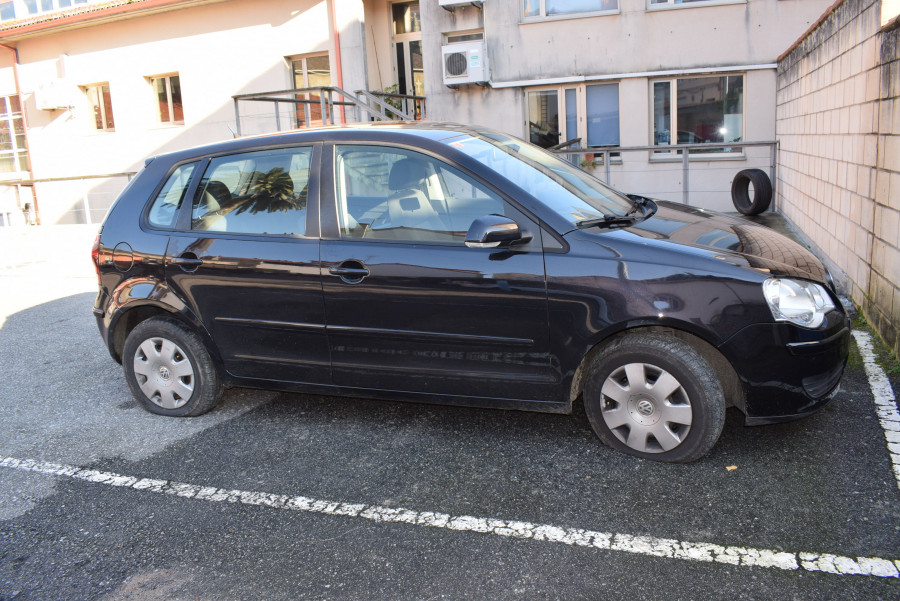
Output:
left=0, top=0, right=833, bottom=225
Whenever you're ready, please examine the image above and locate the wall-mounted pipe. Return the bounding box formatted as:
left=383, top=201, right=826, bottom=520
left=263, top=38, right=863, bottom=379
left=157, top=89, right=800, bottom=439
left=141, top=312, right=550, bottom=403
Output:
left=327, top=0, right=346, bottom=123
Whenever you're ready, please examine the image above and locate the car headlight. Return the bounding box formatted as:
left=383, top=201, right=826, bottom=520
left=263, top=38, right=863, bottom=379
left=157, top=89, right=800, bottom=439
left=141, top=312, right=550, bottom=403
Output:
left=763, top=278, right=836, bottom=329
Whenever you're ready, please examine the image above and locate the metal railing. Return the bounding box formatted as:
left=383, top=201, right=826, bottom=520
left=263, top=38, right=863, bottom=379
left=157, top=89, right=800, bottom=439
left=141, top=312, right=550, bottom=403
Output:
left=357, top=90, right=426, bottom=121
left=552, top=141, right=778, bottom=208
left=232, top=86, right=426, bottom=136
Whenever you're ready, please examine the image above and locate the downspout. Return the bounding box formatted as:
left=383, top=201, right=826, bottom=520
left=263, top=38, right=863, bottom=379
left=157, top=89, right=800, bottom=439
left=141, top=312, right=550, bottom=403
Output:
left=0, top=42, right=38, bottom=225
left=326, top=0, right=346, bottom=123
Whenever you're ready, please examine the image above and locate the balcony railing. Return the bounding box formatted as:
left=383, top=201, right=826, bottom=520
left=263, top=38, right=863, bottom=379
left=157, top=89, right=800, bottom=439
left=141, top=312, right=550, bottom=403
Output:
left=231, top=86, right=425, bottom=137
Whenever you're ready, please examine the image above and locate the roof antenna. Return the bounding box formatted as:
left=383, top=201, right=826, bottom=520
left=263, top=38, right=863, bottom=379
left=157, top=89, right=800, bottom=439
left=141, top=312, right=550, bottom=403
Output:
left=225, top=124, right=238, bottom=139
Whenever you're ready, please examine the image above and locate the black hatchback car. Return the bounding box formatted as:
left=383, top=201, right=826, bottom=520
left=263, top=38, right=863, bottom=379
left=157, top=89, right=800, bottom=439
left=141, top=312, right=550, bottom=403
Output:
left=93, top=123, right=850, bottom=462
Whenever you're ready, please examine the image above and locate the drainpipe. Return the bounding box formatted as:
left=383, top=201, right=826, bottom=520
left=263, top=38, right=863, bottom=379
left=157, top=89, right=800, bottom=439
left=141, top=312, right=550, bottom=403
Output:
left=0, top=42, right=39, bottom=225
left=327, top=0, right=346, bottom=123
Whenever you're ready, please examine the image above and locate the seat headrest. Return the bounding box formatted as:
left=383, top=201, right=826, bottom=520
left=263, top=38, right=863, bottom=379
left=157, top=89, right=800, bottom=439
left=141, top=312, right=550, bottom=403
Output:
left=388, top=158, right=430, bottom=191
left=205, top=181, right=231, bottom=203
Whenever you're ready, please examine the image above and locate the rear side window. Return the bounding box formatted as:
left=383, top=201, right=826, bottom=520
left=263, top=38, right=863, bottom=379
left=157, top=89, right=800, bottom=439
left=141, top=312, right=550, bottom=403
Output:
left=191, top=147, right=311, bottom=236
left=147, top=163, right=195, bottom=229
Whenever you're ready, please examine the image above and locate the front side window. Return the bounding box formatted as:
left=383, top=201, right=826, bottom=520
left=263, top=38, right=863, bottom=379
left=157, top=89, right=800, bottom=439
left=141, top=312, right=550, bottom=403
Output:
left=147, top=163, right=195, bottom=229
left=653, top=75, right=744, bottom=154
left=85, top=83, right=115, bottom=131
left=523, top=0, right=617, bottom=19
left=334, top=145, right=505, bottom=244
left=191, top=147, right=311, bottom=236
left=151, top=74, right=183, bottom=124
left=0, top=96, right=29, bottom=173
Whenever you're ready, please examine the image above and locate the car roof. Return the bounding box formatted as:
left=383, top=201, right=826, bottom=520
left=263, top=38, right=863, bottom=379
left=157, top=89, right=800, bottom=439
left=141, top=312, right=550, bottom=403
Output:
left=147, top=122, right=493, bottom=165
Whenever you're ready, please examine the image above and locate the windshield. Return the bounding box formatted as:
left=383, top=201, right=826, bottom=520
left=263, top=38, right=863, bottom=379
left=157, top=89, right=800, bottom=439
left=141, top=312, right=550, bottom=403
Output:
left=442, top=131, right=635, bottom=225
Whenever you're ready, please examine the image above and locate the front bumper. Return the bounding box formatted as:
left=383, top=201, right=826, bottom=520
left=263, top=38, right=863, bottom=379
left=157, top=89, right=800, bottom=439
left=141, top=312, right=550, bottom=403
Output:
left=718, top=311, right=851, bottom=424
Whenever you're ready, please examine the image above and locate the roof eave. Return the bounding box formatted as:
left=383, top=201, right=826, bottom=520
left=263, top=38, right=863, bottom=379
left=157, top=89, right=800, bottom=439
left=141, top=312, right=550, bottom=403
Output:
left=0, top=0, right=234, bottom=44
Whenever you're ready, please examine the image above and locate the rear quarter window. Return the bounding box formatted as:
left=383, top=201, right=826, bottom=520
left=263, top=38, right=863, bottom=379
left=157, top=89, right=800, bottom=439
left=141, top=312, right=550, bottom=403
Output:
left=146, top=163, right=196, bottom=229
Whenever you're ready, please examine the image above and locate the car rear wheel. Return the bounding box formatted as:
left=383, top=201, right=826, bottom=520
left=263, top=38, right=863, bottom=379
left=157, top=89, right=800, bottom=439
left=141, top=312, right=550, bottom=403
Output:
left=123, top=317, right=223, bottom=416
left=583, top=333, right=725, bottom=463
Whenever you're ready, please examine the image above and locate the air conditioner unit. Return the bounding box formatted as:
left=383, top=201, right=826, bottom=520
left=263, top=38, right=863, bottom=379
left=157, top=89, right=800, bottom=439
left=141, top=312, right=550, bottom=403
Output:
left=35, top=79, right=78, bottom=110
left=441, top=41, right=489, bottom=87
left=439, top=0, right=483, bottom=10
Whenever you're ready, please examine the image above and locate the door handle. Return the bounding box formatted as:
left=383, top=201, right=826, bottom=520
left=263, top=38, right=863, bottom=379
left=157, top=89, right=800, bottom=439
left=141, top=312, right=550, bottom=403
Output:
left=170, top=253, right=203, bottom=272
left=328, top=260, right=369, bottom=283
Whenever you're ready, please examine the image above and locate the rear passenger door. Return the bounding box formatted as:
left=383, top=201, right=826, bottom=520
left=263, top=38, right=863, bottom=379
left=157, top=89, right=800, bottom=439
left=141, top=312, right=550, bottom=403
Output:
left=165, top=144, right=330, bottom=384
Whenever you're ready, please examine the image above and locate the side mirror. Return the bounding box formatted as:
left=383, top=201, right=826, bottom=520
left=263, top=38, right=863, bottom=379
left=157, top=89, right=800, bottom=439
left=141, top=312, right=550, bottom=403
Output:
left=465, top=214, right=532, bottom=249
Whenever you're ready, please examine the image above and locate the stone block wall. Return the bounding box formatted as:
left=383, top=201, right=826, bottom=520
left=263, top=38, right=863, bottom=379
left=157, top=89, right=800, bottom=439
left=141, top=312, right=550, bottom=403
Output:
left=777, top=0, right=900, bottom=356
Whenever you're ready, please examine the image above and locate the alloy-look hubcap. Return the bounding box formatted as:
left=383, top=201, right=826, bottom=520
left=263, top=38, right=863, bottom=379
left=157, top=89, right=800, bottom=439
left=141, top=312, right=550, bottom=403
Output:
left=600, top=362, right=693, bottom=453
left=132, top=336, right=195, bottom=409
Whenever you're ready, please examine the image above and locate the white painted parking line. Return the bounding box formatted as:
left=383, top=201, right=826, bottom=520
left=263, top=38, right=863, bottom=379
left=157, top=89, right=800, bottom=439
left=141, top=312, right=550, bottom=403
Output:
left=852, top=331, right=900, bottom=490
left=2, top=455, right=898, bottom=579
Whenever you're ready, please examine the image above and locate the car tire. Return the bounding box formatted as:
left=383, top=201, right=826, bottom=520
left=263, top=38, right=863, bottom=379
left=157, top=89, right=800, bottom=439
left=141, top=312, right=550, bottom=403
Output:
left=123, top=317, right=223, bottom=417
left=583, top=333, right=726, bottom=463
left=731, top=168, right=772, bottom=215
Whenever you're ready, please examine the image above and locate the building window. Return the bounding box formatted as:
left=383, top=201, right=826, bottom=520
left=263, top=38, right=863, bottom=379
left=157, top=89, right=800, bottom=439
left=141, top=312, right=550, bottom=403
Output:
left=649, top=0, right=744, bottom=8
left=526, top=83, right=620, bottom=150
left=392, top=1, right=421, bottom=35
left=2, top=0, right=89, bottom=21
left=0, top=96, right=29, bottom=173
left=85, top=83, right=114, bottom=131
left=652, top=74, right=743, bottom=154
left=151, top=74, right=183, bottom=125
left=291, top=54, right=331, bottom=127
left=445, top=31, right=483, bottom=44
left=523, top=0, right=617, bottom=19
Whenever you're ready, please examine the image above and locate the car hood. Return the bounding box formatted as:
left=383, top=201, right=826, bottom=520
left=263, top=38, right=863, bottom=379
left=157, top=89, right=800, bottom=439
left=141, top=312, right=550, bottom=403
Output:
left=623, top=201, right=829, bottom=283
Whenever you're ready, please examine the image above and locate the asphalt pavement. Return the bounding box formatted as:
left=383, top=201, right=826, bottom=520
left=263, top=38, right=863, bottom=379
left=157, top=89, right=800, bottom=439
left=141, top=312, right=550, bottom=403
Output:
left=0, top=224, right=898, bottom=600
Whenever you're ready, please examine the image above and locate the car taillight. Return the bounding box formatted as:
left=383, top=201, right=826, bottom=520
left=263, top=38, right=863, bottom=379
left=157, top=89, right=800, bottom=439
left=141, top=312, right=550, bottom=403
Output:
left=91, top=234, right=101, bottom=281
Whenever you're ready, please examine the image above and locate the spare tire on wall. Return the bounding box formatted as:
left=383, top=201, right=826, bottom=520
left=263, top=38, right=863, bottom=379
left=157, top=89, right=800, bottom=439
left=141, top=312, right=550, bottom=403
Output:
left=731, top=168, right=772, bottom=215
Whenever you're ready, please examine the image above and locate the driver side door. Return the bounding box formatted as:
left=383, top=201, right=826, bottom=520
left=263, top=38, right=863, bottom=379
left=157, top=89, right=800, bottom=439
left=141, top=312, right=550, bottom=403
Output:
left=319, top=143, right=554, bottom=402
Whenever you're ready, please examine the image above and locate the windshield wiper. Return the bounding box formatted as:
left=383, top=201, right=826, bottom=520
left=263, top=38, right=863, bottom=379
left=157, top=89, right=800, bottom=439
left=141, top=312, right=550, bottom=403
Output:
left=577, top=196, right=658, bottom=230
left=576, top=214, right=639, bottom=229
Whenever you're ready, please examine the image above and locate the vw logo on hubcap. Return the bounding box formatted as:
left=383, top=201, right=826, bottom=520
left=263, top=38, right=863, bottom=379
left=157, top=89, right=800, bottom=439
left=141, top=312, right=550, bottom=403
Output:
left=158, top=366, right=171, bottom=381
left=636, top=399, right=654, bottom=416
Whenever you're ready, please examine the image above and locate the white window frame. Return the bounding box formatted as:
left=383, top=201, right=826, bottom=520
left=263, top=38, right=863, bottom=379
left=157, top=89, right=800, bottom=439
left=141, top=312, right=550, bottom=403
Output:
left=522, top=0, right=618, bottom=22
left=84, top=83, right=114, bottom=132
left=289, top=53, right=331, bottom=89
left=288, top=53, right=332, bottom=127
left=443, top=29, right=483, bottom=45
left=0, top=95, right=28, bottom=174
left=650, top=74, right=745, bottom=159
left=647, top=0, right=745, bottom=11
left=524, top=82, right=621, bottom=153
left=149, top=73, right=183, bottom=125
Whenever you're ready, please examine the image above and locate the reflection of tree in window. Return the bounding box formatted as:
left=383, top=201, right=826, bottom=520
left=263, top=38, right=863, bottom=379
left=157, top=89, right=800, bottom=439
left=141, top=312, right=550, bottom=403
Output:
left=216, top=168, right=306, bottom=218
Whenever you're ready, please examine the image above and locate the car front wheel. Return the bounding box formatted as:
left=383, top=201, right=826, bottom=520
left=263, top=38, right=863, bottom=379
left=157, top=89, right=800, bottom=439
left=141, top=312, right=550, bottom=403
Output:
left=583, top=333, right=726, bottom=463
left=123, top=317, right=223, bottom=416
